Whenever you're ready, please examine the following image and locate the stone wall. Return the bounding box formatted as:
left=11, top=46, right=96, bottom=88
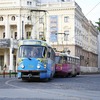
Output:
left=80, top=66, right=99, bottom=74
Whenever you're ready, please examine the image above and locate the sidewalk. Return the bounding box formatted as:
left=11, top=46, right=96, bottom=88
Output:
left=80, top=66, right=100, bottom=74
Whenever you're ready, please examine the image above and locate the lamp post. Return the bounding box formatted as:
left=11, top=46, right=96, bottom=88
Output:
left=67, top=50, right=70, bottom=54
left=57, top=33, right=65, bottom=52
left=22, top=20, right=24, bottom=40
left=57, top=32, right=69, bottom=52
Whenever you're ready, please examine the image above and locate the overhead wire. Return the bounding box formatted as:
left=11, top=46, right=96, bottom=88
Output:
left=85, top=1, right=100, bottom=16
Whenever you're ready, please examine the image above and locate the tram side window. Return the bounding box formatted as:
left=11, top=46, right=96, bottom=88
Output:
left=67, top=57, right=70, bottom=63
left=63, top=56, right=67, bottom=63
left=72, top=58, right=74, bottom=64
left=59, top=57, right=63, bottom=64
left=72, top=57, right=74, bottom=64
left=74, top=58, right=76, bottom=64
left=48, top=47, right=54, bottom=60
left=69, top=57, right=71, bottom=63
left=75, top=58, right=78, bottom=64
left=42, top=47, right=47, bottom=58
left=65, top=56, right=67, bottom=63
left=77, top=59, right=80, bottom=64
left=50, top=49, right=55, bottom=61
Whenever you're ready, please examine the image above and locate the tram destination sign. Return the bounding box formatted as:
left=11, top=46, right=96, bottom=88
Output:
left=0, top=39, right=10, bottom=48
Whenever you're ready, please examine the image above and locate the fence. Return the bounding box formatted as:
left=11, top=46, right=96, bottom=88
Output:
left=0, top=68, right=17, bottom=78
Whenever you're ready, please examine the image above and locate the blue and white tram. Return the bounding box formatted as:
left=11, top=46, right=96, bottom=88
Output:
left=17, top=39, right=55, bottom=81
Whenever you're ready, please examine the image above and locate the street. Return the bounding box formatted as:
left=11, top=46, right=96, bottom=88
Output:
left=0, top=74, right=100, bottom=100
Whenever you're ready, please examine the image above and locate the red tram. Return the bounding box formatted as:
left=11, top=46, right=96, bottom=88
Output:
left=55, top=52, right=80, bottom=77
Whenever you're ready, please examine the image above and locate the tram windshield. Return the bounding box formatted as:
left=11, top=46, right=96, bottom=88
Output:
left=18, top=45, right=46, bottom=58
left=55, top=56, right=60, bottom=64
left=55, top=56, right=67, bottom=64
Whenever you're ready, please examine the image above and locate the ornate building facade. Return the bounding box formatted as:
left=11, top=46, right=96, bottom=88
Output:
left=41, top=1, right=98, bottom=68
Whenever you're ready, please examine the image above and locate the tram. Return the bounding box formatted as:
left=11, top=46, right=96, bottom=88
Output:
left=55, top=52, right=80, bottom=77
left=17, top=39, right=55, bottom=81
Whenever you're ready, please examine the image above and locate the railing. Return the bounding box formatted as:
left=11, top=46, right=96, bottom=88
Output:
left=0, top=69, right=17, bottom=78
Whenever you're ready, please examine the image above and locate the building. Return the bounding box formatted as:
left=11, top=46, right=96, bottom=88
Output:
left=0, top=0, right=99, bottom=72
left=40, top=1, right=99, bottom=72
left=0, top=0, right=46, bottom=72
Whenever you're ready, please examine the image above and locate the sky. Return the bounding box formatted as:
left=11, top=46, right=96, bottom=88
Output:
left=75, top=0, right=100, bottom=25
left=41, top=0, right=100, bottom=25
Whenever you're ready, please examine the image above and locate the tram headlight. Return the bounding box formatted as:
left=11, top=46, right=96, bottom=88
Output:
left=37, top=64, right=41, bottom=69
left=20, top=64, right=25, bottom=69
left=44, top=64, right=46, bottom=68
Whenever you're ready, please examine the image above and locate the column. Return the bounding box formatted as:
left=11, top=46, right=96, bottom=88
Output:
left=9, top=38, right=13, bottom=71
left=5, top=15, right=10, bottom=38
left=22, top=20, right=25, bottom=39
left=46, top=15, right=49, bottom=43
left=17, top=15, right=21, bottom=39
left=31, top=14, right=36, bottom=39
left=4, top=50, right=8, bottom=71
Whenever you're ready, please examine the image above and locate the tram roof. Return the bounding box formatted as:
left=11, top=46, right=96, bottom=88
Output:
left=55, top=52, right=80, bottom=59
left=18, top=39, right=51, bottom=47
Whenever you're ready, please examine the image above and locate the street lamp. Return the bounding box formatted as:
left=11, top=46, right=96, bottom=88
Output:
left=57, top=32, right=69, bottom=52
left=22, top=20, right=24, bottom=40
left=67, top=50, right=70, bottom=54
left=57, top=33, right=65, bottom=51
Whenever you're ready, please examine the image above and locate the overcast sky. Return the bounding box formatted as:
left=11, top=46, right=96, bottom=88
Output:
left=75, top=0, right=100, bottom=24
left=40, top=0, right=100, bottom=25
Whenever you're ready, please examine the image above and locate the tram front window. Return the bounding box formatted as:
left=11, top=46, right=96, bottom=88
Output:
left=18, top=46, right=45, bottom=58
left=55, top=56, right=60, bottom=64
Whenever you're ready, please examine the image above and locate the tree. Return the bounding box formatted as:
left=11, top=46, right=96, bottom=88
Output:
left=95, top=18, right=100, bottom=32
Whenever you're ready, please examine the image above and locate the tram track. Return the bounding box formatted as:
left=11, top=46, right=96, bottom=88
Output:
left=4, top=79, right=80, bottom=100
left=5, top=78, right=63, bottom=90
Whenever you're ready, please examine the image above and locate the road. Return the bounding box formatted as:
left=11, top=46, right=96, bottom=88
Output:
left=0, top=74, right=100, bottom=100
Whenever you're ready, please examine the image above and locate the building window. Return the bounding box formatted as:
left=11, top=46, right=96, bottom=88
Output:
left=13, top=55, right=16, bottom=70
left=39, top=32, right=44, bottom=40
left=11, top=16, right=15, bottom=21
left=66, top=0, right=71, bottom=1
left=64, top=16, right=69, bottom=22
left=26, top=32, right=31, bottom=39
left=14, top=32, right=17, bottom=39
left=27, top=1, right=30, bottom=5
left=0, top=16, right=3, bottom=21
left=27, top=16, right=31, bottom=20
left=39, top=18, right=43, bottom=24
left=30, top=1, right=32, bottom=5
left=3, top=32, right=5, bottom=38
left=64, top=30, right=69, bottom=41
left=61, top=0, right=65, bottom=2
left=27, top=1, right=32, bottom=5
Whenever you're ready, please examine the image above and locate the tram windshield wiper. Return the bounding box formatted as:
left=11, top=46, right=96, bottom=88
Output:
left=28, top=57, right=32, bottom=60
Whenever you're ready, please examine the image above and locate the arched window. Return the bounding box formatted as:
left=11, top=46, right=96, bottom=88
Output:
left=0, top=16, right=3, bottom=21
left=11, top=16, right=15, bottom=21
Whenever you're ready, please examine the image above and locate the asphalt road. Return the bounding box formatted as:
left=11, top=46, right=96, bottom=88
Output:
left=0, top=74, right=100, bottom=100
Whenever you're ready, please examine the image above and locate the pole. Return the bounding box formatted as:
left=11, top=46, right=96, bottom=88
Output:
left=22, top=21, right=24, bottom=40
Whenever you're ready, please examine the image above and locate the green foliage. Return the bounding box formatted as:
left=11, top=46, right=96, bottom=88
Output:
left=95, top=18, right=100, bottom=31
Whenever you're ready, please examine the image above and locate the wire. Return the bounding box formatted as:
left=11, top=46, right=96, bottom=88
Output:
left=85, top=1, right=100, bottom=16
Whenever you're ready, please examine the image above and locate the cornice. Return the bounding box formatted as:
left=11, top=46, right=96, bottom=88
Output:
left=0, top=7, right=37, bottom=11
left=45, top=7, right=75, bottom=11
